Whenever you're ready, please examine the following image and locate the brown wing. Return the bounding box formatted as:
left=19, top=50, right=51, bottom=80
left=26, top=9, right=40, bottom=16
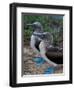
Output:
left=45, top=48, right=63, bottom=64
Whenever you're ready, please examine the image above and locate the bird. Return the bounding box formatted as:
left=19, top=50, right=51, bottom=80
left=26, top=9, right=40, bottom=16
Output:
left=39, top=38, right=63, bottom=66
left=26, top=22, right=63, bottom=66
left=27, top=22, right=44, bottom=56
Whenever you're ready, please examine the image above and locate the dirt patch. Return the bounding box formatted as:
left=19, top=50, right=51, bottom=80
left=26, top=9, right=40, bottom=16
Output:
left=22, top=46, right=63, bottom=75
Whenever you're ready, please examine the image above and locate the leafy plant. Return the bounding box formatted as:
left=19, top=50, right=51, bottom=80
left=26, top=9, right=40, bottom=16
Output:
left=22, top=14, right=63, bottom=46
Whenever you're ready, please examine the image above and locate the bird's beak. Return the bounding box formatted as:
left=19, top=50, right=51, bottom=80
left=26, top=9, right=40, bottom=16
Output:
left=26, top=24, right=33, bottom=26
left=24, top=23, right=33, bottom=30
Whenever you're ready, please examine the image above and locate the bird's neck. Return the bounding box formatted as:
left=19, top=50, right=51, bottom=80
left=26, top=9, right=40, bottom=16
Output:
left=33, top=31, right=43, bottom=35
left=34, top=28, right=43, bottom=33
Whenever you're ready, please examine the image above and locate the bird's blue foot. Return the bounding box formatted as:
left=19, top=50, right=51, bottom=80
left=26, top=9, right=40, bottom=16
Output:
left=44, top=67, right=55, bottom=74
left=33, top=57, right=46, bottom=66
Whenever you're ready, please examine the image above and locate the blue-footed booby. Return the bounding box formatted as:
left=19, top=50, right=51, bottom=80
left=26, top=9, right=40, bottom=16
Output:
left=26, top=22, right=63, bottom=66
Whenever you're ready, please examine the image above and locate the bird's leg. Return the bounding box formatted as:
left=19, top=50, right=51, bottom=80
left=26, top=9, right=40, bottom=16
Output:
left=33, top=48, right=41, bottom=57
left=39, top=41, right=58, bottom=67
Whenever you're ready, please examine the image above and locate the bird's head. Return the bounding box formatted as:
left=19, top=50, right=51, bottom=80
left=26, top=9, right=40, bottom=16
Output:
left=26, top=22, right=43, bottom=33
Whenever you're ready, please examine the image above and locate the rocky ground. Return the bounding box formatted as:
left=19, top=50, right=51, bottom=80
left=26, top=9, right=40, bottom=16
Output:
left=22, top=46, right=63, bottom=75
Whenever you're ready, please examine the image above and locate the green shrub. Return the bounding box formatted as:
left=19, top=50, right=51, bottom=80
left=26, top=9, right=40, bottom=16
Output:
left=22, top=14, right=63, bottom=46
